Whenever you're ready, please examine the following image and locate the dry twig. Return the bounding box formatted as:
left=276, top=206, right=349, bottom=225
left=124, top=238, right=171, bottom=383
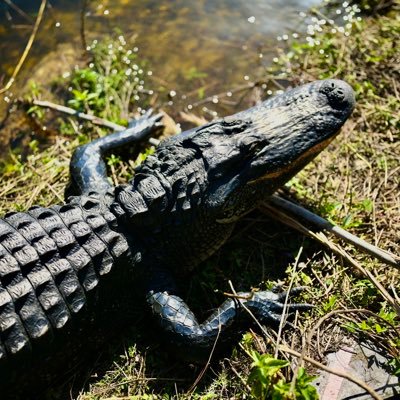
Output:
left=187, top=325, right=221, bottom=393
left=267, top=195, right=400, bottom=269
left=3, top=0, right=34, bottom=23
left=279, top=345, right=383, bottom=400
left=33, top=99, right=126, bottom=131
left=32, top=100, right=160, bottom=146
left=275, top=245, right=303, bottom=359
left=262, top=203, right=400, bottom=315
left=260, top=200, right=400, bottom=316
left=80, top=0, right=88, bottom=54
left=0, top=0, right=47, bottom=94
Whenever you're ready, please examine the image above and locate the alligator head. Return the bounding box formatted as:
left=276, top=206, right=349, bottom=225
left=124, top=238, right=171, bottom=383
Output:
left=117, top=79, right=355, bottom=226
left=203, top=79, right=356, bottom=222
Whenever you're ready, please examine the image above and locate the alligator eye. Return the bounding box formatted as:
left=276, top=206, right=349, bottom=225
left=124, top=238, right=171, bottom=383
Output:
left=248, top=142, right=262, bottom=154
left=239, top=137, right=263, bottom=154
left=239, top=140, right=256, bottom=156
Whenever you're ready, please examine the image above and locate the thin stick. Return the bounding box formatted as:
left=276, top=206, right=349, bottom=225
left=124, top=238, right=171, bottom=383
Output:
left=260, top=203, right=400, bottom=315
left=275, top=245, right=303, bottom=359
left=228, top=361, right=252, bottom=392
left=80, top=0, right=88, bottom=54
left=267, top=194, right=400, bottom=269
left=187, top=323, right=221, bottom=394
left=33, top=99, right=125, bottom=130
left=278, top=345, right=383, bottom=400
left=0, top=0, right=47, bottom=94
left=3, top=0, right=34, bottom=23
left=32, top=100, right=161, bottom=146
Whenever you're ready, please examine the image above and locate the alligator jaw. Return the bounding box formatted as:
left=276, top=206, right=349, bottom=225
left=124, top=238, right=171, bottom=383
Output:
left=248, top=135, right=336, bottom=183
left=242, top=79, right=356, bottom=186
left=205, top=79, right=356, bottom=222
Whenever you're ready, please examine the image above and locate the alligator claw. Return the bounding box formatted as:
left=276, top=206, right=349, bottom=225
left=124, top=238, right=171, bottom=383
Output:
left=128, top=109, right=164, bottom=129
left=266, top=312, right=283, bottom=324
left=243, top=287, right=311, bottom=327
left=142, top=107, right=154, bottom=119
left=272, top=286, right=307, bottom=300
left=146, top=110, right=164, bottom=123
left=140, top=107, right=162, bottom=121
left=146, top=112, right=164, bottom=130
left=286, top=302, right=314, bottom=311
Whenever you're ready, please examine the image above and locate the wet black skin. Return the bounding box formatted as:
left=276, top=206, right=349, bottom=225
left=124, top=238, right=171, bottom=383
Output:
left=0, top=79, right=355, bottom=397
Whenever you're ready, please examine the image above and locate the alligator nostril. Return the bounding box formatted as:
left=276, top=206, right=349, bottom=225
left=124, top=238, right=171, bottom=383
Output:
left=320, top=79, right=355, bottom=111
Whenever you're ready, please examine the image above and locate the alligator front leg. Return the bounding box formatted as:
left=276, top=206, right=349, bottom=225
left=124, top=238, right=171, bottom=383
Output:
left=68, top=110, right=163, bottom=197
left=146, top=272, right=309, bottom=361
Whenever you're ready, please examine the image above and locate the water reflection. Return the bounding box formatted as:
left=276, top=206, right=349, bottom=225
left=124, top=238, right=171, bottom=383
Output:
left=0, top=0, right=320, bottom=148
left=1, top=0, right=320, bottom=90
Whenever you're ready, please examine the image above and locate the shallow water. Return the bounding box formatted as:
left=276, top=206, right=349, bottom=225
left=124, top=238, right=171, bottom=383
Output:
left=0, top=0, right=320, bottom=146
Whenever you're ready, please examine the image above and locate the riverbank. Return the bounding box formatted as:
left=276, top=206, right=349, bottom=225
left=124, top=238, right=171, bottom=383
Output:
left=0, top=1, right=398, bottom=399
left=78, top=2, right=400, bottom=398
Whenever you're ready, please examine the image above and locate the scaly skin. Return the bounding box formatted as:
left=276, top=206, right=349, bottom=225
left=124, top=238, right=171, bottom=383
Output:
left=0, top=79, right=355, bottom=398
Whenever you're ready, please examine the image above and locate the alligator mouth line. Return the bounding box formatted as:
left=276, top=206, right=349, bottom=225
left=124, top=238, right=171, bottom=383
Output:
left=247, top=134, right=337, bottom=185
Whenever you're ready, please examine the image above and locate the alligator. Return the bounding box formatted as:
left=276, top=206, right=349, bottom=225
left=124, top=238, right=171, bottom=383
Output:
left=0, top=79, right=355, bottom=398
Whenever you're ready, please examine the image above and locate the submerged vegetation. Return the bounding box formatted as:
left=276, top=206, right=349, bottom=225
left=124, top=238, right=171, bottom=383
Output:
left=0, top=0, right=398, bottom=398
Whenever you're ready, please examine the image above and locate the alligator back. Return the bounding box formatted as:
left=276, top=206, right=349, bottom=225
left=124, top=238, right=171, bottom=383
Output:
left=0, top=195, right=135, bottom=396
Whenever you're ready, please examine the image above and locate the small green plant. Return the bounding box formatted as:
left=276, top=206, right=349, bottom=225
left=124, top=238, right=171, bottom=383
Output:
left=319, top=295, right=338, bottom=314
left=248, top=351, right=289, bottom=399
left=286, top=176, right=313, bottom=199
left=388, top=355, right=400, bottom=377
left=344, top=303, right=398, bottom=335
left=247, top=350, right=318, bottom=399
left=66, top=33, right=152, bottom=126
left=350, top=279, right=379, bottom=307
left=342, top=303, right=400, bottom=375
left=273, top=368, right=319, bottom=400
left=197, top=86, right=206, bottom=100
left=25, top=82, right=45, bottom=120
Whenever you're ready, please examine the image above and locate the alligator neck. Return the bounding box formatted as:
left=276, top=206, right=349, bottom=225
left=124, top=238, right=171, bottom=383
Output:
left=111, top=146, right=207, bottom=227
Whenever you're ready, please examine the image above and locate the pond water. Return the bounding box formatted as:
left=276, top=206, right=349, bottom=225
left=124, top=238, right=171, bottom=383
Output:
left=0, top=0, right=320, bottom=150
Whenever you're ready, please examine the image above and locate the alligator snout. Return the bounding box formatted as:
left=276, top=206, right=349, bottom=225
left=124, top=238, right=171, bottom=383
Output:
left=320, top=79, right=355, bottom=111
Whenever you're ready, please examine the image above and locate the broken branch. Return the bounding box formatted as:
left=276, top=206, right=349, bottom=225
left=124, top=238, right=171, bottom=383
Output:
left=266, top=194, right=400, bottom=269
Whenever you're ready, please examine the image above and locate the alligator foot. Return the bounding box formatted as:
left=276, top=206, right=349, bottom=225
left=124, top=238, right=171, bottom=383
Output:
left=237, top=287, right=313, bottom=328
left=147, top=276, right=311, bottom=362
left=67, top=110, right=163, bottom=197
